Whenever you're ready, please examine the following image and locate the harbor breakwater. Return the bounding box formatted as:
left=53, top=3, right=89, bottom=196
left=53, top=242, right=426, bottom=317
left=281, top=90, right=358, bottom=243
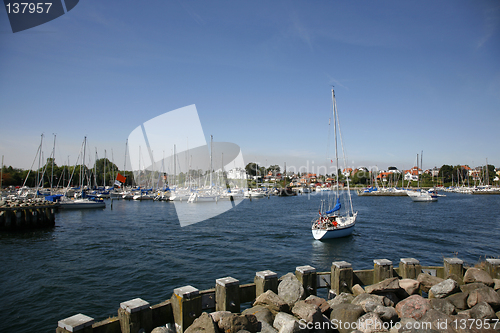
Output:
left=56, top=257, right=500, bottom=333
left=0, top=199, right=57, bottom=231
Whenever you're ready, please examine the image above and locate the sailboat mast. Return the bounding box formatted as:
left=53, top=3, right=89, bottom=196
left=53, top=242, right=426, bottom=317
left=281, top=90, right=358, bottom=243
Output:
left=51, top=134, right=56, bottom=191
left=82, top=136, right=87, bottom=191
left=416, top=153, right=419, bottom=188
left=104, top=150, right=107, bottom=187
left=486, top=158, right=489, bottom=186
left=332, top=88, right=339, bottom=198
left=124, top=139, right=128, bottom=187
left=1, top=155, right=3, bottom=191
left=94, top=148, right=98, bottom=189
left=37, top=134, right=43, bottom=190
left=173, top=145, right=176, bottom=188
left=421, top=151, right=423, bottom=187
left=210, top=135, right=213, bottom=189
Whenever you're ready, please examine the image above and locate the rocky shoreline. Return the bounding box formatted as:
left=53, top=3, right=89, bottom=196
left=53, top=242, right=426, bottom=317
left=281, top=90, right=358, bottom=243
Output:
left=152, top=267, right=500, bottom=333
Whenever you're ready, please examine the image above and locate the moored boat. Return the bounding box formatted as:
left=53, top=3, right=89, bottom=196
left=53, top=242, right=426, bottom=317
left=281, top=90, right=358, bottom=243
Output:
left=311, top=89, right=357, bottom=240
left=406, top=189, right=438, bottom=202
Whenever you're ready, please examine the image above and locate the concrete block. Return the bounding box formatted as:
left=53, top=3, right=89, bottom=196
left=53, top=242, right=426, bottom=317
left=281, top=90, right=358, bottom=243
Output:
left=57, top=313, right=94, bottom=333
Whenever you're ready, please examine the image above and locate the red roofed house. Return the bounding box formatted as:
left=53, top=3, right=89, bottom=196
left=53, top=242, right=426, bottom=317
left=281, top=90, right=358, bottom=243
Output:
left=404, top=167, right=421, bottom=181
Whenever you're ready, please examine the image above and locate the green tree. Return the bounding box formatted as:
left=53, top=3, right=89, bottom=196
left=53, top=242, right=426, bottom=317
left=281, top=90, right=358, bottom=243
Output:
left=478, top=164, right=496, bottom=185
left=351, top=172, right=368, bottom=185
left=245, top=162, right=261, bottom=177
left=451, top=165, right=469, bottom=186
left=92, top=158, right=119, bottom=187
left=439, top=165, right=453, bottom=184
left=266, top=165, right=280, bottom=175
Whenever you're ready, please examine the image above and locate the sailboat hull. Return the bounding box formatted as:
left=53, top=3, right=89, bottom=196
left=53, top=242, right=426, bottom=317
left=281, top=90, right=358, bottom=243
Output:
left=407, top=191, right=437, bottom=202
left=311, top=214, right=357, bottom=240
left=59, top=199, right=105, bottom=209
left=312, top=223, right=355, bottom=240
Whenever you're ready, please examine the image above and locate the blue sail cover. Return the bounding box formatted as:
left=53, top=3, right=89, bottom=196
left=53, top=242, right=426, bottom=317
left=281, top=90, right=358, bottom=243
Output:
left=326, top=198, right=341, bottom=214
left=45, top=194, right=63, bottom=202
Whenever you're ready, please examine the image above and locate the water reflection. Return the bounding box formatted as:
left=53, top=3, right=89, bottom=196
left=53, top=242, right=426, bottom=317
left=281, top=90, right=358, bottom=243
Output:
left=310, top=236, right=357, bottom=270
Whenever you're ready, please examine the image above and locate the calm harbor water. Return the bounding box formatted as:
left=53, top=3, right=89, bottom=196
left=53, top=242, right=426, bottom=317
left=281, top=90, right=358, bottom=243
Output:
left=1, top=191, right=499, bottom=333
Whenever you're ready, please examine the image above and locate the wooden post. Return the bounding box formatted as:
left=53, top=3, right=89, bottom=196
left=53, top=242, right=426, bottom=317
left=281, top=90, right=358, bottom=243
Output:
left=4, top=210, right=12, bottom=228
left=485, top=259, right=500, bottom=279
left=0, top=210, right=5, bottom=229
left=15, top=210, right=22, bottom=228
left=215, top=277, right=240, bottom=313
left=399, top=258, right=421, bottom=279
left=443, top=258, right=463, bottom=281
left=57, top=313, right=94, bottom=333
left=331, top=261, right=353, bottom=295
left=35, top=208, right=42, bottom=226
left=254, top=270, right=278, bottom=297
left=295, top=265, right=317, bottom=297
left=49, top=208, right=55, bottom=226
left=44, top=207, right=51, bottom=225
left=118, top=298, right=152, bottom=333
left=171, top=286, right=201, bottom=333
left=374, top=259, right=393, bottom=283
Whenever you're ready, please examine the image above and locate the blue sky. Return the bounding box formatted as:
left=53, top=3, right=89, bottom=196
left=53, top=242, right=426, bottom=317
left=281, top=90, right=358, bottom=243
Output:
left=0, top=0, right=499, bottom=174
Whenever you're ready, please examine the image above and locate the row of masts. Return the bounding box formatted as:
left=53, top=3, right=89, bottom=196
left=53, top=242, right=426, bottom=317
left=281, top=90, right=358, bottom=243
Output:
left=17, top=134, right=122, bottom=192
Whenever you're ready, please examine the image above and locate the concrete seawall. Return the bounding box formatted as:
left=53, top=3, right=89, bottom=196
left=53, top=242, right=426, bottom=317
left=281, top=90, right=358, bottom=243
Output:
left=56, top=257, right=500, bottom=333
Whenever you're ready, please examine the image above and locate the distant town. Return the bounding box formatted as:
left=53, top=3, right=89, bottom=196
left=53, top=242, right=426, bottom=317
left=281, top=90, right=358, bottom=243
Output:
left=243, top=162, right=500, bottom=188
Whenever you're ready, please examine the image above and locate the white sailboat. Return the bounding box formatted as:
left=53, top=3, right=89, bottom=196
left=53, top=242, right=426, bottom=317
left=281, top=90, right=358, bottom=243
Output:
left=244, top=188, right=266, bottom=198
left=187, top=135, right=219, bottom=203
left=311, top=89, right=357, bottom=240
left=407, top=152, right=437, bottom=202
left=58, top=137, right=106, bottom=209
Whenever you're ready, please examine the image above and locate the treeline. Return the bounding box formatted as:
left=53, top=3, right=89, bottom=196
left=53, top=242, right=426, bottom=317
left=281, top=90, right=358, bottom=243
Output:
left=351, top=164, right=497, bottom=187
left=1, top=158, right=134, bottom=188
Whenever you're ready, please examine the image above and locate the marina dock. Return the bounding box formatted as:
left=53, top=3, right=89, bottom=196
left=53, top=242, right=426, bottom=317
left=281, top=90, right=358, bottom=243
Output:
left=0, top=199, right=57, bottom=231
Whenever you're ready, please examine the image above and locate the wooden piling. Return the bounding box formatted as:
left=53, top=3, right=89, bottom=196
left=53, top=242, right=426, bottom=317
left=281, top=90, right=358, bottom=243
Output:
left=4, top=209, right=12, bottom=228
left=171, top=286, right=202, bottom=333
left=216, top=277, right=240, bottom=312
left=443, top=257, right=463, bottom=282
left=330, top=261, right=353, bottom=295
left=295, top=265, right=317, bottom=297
left=373, top=259, right=393, bottom=283
left=15, top=210, right=22, bottom=227
left=118, top=298, right=152, bottom=333
left=399, top=258, right=422, bottom=279
left=485, top=258, right=500, bottom=279
left=254, top=270, right=278, bottom=297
